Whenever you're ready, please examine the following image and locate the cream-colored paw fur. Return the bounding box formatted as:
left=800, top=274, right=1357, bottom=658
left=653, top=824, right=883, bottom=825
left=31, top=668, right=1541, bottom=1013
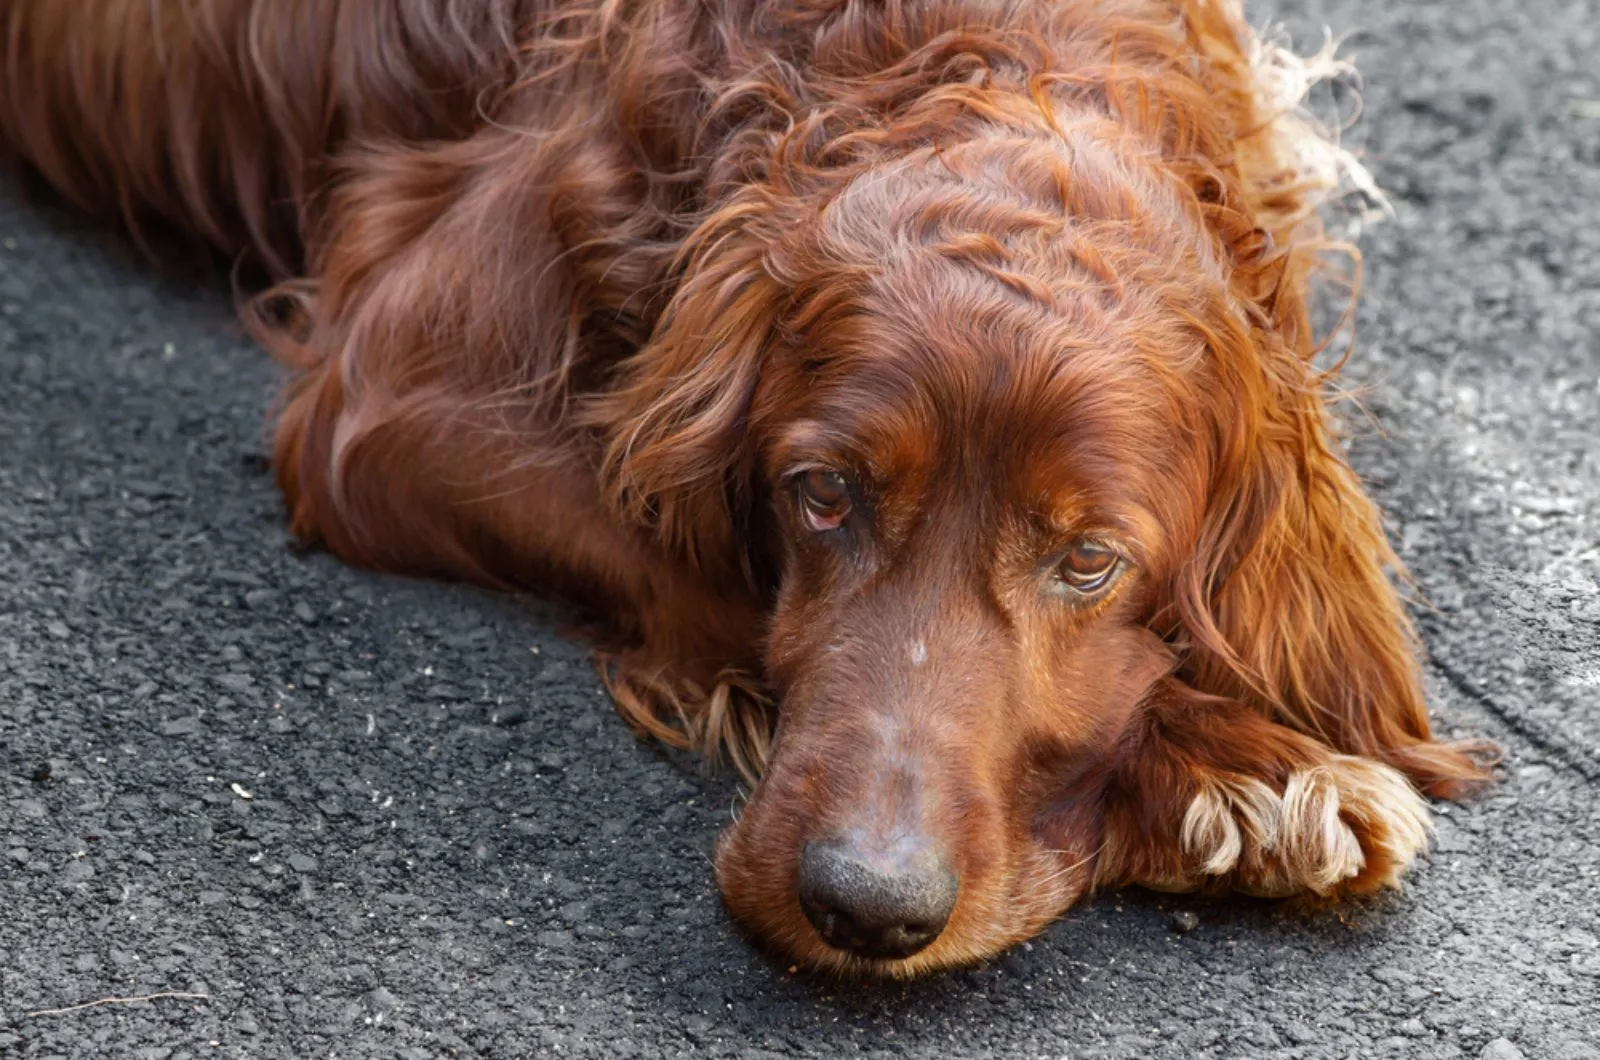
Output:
left=1179, top=755, right=1432, bottom=897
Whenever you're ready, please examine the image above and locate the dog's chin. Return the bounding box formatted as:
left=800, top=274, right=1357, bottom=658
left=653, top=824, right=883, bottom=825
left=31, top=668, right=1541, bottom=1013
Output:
left=793, top=940, right=967, bottom=980
left=744, top=890, right=1085, bottom=979
left=726, top=908, right=1003, bottom=980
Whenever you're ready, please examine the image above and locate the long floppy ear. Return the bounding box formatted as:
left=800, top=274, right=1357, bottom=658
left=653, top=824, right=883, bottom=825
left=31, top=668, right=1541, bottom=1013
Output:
left=259, top=129, right=655, bottom=591
left=592, top=195, right=786, bottom=580
left=1160, top=3, right=1493, bottom=801
left=1170, top=307, right=1493, bottom=801
left=261, top=137, right=523, bottom=584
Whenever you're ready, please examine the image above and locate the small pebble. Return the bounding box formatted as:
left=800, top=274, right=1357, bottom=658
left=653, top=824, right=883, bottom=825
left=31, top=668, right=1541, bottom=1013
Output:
left=287, top=853, right=318, bottom=873
left=1480, top=1040, right=1526, bottom=1060
left=1169, top=910, right=1199, bottom=934
left=1371, top=964, right=1418, bottom=986
left=366, top=986, right=400, bottom=1013
left=243, top=588, right=279, bottom=609
left=1284, top=1024, right=1318, bottom=1045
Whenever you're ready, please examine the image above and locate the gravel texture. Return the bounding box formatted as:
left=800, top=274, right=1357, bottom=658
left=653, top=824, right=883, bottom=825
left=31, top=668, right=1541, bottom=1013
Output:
left=1, top=0, right=1597, bottom=1056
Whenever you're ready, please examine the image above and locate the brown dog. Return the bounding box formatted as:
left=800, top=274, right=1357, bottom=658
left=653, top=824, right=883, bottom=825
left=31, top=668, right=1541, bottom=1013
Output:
left=1, top=0, right=1491, bottom=975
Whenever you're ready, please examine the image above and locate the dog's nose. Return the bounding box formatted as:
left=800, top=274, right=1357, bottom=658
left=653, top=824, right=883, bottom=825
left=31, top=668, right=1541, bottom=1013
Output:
left=798, top=836, right=958, bottom=960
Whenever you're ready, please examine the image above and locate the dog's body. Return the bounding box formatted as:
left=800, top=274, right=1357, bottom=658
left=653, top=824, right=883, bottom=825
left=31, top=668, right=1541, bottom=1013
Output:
left=3, top=0, right=1489, bottom=975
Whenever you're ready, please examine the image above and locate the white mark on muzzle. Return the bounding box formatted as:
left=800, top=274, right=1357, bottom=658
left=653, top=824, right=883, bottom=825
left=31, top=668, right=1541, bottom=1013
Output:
left=910, top=639, right=928, bottom=667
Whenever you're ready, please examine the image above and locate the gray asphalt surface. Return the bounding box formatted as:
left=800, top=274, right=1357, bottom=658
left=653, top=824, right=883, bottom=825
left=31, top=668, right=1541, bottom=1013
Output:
left=2, top=0, right=1597, bottom=1057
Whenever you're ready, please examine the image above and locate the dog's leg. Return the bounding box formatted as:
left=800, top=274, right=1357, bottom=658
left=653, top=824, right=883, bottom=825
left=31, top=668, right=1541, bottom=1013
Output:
left=1097, top=689, right=1434, bottom=898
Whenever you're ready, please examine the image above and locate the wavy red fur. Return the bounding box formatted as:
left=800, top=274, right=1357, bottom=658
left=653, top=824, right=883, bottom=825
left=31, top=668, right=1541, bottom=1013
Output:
left=1, top=0, right=1493, bottom=976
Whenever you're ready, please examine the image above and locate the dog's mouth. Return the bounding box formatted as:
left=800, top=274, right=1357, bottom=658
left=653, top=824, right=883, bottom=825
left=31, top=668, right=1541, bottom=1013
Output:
left=714, top=808, right=1095, bottom=976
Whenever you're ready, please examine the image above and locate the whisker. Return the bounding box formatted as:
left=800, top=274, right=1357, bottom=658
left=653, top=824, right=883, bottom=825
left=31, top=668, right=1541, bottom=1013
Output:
left=1034, top=843, right=1105, bottom=890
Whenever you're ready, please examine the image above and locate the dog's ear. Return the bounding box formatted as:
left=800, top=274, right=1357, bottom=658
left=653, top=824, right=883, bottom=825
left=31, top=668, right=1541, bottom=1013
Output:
left=593, top=193, right=786, bottom=579
left=259, top=132, right=621, bottom=586
left=1168, top=305, right=1493, bottom=800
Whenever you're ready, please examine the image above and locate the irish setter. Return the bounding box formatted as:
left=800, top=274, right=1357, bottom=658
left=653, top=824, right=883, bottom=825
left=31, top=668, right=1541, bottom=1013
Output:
left=2, top=0, right=1492, bottom=975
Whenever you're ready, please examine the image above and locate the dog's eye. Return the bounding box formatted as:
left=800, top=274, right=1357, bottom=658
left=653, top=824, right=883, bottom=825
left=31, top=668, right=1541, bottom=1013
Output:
left=798, top=469, right=852, bottom=532
left=1055, top=540, right=1121, bottom=595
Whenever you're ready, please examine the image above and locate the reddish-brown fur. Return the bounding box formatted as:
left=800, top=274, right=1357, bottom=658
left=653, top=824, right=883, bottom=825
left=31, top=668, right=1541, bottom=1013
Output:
left=2, top=0, right=1492, bottom=976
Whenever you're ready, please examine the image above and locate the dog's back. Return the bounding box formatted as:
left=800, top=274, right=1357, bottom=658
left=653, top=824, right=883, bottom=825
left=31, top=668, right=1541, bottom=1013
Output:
left=0, top=0, right=535, bottom=275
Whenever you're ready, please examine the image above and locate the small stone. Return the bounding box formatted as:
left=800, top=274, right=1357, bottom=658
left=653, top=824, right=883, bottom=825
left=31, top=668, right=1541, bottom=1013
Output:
left=242, top=589, right=279, bottom=609
left=1169, top=910, right=1199, bottom=934
left=365, top=987, right=400, bottom=1013
left=1480, top=1040, right=1526, bottom=1060
left=161, top=718, right=199, bottom=736
left=1371, top=964, right=1418, bottom=987
left=492, top=707, right=529, bottom=727
left=293, top=601, right=317, bottom=624
left=1433, top=818, right=1473, bottom=853
left=1398, top=1018, right=1428, bottom=1037
left=287, top=853, right=318, bottom=873
left=62, top=860, right=94, bottom=883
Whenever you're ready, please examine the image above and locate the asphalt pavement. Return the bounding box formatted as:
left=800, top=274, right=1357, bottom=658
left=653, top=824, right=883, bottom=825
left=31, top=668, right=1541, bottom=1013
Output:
left=1, top=0, right=1597, bottom=1056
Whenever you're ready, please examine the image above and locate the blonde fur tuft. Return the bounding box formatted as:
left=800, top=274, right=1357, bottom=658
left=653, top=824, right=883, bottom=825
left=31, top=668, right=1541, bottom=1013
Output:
left=1198, top=0, right=1392, bottom=235
left=1179, top=756, right=1432, bottom=896
left=598, top=657, right=775, bottom=786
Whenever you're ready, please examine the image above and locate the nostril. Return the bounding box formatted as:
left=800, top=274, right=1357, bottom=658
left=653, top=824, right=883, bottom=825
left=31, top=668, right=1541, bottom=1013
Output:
left=798, top=837, right=958, bottom=960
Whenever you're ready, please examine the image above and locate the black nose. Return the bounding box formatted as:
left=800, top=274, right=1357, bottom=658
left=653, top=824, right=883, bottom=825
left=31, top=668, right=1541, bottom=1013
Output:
left=798, top=836, right=958, bottom=960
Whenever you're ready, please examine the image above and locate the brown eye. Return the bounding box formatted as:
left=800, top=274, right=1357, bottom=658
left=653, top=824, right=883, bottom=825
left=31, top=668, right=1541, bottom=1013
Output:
left=798, top=468, right=852, bottom=532
left=1056, top=540, right=1121, bottom=594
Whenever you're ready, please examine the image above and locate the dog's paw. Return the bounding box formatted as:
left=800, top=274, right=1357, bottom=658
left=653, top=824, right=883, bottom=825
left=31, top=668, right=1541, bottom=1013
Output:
left=1178, top=755, right=1432, bottom=898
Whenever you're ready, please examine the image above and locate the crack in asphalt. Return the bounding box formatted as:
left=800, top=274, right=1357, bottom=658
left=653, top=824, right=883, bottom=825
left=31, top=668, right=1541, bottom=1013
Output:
left=1424, top=644, right=1600, bottom=785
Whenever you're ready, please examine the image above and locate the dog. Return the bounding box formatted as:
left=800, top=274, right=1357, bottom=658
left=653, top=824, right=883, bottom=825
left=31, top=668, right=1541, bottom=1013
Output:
left=1, top=0, right=1493, bottom=976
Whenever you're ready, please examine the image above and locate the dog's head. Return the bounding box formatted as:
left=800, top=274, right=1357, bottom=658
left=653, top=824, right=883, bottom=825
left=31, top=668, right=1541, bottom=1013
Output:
left=596, top=96, right=1431, bottom=973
